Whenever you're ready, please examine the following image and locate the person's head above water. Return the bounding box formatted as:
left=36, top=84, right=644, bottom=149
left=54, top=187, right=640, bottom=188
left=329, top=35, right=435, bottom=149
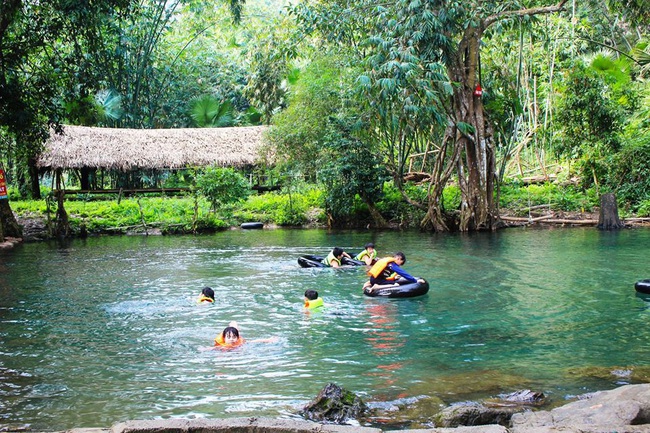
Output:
left=201, top=287, right=215, bottom=300
left=304, top=289, right=319, bottom=300
left=221, top=326, right=240, bottom=345
left=332, top=247, right=345, bottom=258
left=214, top=321, right=243, bottom=347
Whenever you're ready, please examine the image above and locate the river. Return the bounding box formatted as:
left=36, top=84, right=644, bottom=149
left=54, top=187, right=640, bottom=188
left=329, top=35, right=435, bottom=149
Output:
left=1, top=227, right=649, bottom=431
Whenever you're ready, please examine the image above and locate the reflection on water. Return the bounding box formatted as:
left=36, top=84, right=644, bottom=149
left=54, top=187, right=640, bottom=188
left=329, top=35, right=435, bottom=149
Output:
left=1, top=228, right=649, bottom=430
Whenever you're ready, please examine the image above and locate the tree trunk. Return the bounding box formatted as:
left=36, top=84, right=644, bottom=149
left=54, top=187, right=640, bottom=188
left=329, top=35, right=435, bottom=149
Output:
left=54, top=171, right=70, bottom=238
left=28, top=157, right=41, bottom=199
left=0, top=199, right=22, bottom=239
left=421, top=127, right=458, bottom=231
left=365, top=200, right=389, bottom=228
left=446, top=26, right=496, bottom=231
left=597, top=193, right=624, bottom=230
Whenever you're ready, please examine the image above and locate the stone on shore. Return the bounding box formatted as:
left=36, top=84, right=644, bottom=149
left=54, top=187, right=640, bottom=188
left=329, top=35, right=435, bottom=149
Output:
left=511, top=383, right=650, bottom=431
left=300, top=382, right=368, bottom=424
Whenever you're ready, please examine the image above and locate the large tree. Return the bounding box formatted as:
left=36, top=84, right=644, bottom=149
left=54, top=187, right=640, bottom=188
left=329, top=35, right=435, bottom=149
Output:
left=293, top=0, right=570, bottom=231
left=0, top=0, right=131, bottom=239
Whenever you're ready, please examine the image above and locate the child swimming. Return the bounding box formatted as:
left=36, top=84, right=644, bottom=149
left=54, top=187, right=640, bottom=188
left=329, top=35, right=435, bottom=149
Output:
left=304, top=289, right=324, bottom=310
left=197, top=286, right=215, bottom=303
left=208, top=321, right=278, bottom=350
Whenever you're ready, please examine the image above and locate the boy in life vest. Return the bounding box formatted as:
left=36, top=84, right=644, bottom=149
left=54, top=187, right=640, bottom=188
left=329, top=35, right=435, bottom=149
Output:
left=323, top=247, right=351, bottom=268
left=304, top=289, right=324, bottom=310
left=363, top=252, right=425, bottom=292
left=355, top=242, right=377, bottom=265
left=197, top=286, right=215, bottom=303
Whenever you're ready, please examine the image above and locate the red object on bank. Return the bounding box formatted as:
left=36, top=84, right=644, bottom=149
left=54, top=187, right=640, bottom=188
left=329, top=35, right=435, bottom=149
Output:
left=473, top=85, right=483, bottom=97
left=0, top=169, right=7, bottom=199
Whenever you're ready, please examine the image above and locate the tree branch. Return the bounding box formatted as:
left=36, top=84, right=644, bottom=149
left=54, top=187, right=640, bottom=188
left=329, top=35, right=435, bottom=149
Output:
left=484, top=0, right=569, bottom=28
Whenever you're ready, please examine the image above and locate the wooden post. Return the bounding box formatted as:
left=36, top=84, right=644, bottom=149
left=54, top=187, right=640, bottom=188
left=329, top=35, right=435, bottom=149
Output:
left=597, top=193, right=624, bottom=230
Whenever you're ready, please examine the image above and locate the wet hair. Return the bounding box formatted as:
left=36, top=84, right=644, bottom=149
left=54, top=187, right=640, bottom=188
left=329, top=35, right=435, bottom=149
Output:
left=332, top=247, right=345, bottom=257
left=304, top=289, right=319, bottom=300
left=365, top=242, right=375, bottom=249
left=394, top=252, right=406, bottom=264
left=201, top=287, right=215, bottom=300
left=222, top=326, right=239, bottom=340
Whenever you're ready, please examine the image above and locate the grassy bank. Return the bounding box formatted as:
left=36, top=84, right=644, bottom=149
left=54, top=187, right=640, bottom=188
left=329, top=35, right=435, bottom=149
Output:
left=9, top=181, right=649, bottom=237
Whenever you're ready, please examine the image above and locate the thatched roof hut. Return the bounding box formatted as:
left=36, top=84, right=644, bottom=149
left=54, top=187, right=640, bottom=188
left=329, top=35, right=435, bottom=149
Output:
left=37, top=125, right=269, bottom=171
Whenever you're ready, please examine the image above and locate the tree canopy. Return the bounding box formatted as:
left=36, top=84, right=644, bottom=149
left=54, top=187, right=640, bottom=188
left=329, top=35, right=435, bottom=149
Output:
left=0, top=0, right=649, bottom=239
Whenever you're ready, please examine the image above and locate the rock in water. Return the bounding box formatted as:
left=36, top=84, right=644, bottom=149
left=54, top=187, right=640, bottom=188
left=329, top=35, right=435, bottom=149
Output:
left=300, top=383, right=367, bottom=424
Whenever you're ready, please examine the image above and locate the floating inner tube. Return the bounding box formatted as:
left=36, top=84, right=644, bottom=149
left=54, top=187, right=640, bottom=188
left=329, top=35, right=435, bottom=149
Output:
left=635, top=279, right=650, bottom=295
left=241, top=222, right=264, bottom=229
left=298, top=255, right=327, bottom=268
left=297, top=255, right=366, bottom=268
left=363, top=279, right=429, bottom=298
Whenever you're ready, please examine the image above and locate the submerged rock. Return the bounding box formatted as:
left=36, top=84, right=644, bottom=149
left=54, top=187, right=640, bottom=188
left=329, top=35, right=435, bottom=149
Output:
left=484, top=389, right=546, bottom=407
left=300, top=382, right=368, bottom=424
left=434, top=401, right=520, bottom=427
left=566, top=365, right=650, bottom=384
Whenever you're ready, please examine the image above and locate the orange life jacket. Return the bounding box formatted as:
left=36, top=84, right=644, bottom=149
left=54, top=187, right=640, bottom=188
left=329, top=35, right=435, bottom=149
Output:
left=214, top=334, right=244, bottom=348
left=197, top=295, right=214, bottom=303
left=367, top=257, right=397, bottom=279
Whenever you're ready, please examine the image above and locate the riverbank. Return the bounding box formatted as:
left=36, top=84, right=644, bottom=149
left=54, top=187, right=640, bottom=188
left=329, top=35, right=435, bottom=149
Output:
left=8, top=210, right=650, bottom=246
left=30, top=384, right=650, bottom=433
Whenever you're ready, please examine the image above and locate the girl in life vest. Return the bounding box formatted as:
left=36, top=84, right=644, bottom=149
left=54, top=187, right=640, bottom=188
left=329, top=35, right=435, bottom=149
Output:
left=210, top=321, right=279, bottom=350
left=197, top=286, right=215, bottom=303
left=214, top=322, right=244, bottom=348
left=304, top=289, right=324, bottom=310
left=364, top=252, right=424, bottom=290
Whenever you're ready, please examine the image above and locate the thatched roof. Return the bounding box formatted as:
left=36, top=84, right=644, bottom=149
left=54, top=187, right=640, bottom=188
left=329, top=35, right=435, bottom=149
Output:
left=37, top=125, right=269, bottom=171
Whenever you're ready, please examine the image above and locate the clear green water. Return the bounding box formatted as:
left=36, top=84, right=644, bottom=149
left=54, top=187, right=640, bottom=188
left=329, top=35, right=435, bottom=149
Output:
left=1, top=228, right=649, bottom=431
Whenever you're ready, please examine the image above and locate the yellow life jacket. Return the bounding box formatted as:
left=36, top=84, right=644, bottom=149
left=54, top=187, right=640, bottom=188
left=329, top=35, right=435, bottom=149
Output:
left=214, top=334, right=244, bottom=348
left=304, top=297, right=324, bottom=310
left=367, top=257, right=396, bottom=278
left=197, top=295, right=214, bottom=303
left=355, top=248, right=377, bottom=261
left=323, top=251, right=341, bottom=267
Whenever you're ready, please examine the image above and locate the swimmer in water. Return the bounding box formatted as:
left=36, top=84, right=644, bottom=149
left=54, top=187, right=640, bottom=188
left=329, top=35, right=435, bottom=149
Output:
left=304, top=289, right=324, bottom=310
left=197, top=287, right=215, bottom=303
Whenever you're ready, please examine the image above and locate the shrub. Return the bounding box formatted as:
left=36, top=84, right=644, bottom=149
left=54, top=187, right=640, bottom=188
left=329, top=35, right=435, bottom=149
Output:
left=195, top=167, right=252, bottom=211
left=604, top=137, right=650, bottom=211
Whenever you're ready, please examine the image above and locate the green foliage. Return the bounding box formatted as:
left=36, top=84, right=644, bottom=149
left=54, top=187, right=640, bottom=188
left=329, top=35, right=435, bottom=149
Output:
left=604, top=136, right=650, bottom=210
left=498, top=182, right=598, bottom=214
left=244, top=18, right=298, bottom=124
left=268, top=52, right=360, bottom=174
left=316, top=117, right=388, bottom=223
left=637, top=200, right=650, bottom=217
left=189, top=95, right=234, bottom=127
left=554, top=60, right=630, bottom=186
left=555, top=62, right=624, bottom=157
left=244, top=187, right=324, bottom=225
left=195, top=167, right=252, bottom=211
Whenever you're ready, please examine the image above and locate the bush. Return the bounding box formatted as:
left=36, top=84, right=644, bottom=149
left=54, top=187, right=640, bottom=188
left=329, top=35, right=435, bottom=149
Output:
left=604, top=137, right=650, bottom=211
left=498, top=181, right=598, bottom=214
left=244, top=188, right=324, bottom=225
left=195, top=167, right=251, bottom=211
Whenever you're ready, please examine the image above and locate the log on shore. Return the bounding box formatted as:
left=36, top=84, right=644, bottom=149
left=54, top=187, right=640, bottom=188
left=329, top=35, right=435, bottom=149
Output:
left=500, top=216, right=598, bottom=225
